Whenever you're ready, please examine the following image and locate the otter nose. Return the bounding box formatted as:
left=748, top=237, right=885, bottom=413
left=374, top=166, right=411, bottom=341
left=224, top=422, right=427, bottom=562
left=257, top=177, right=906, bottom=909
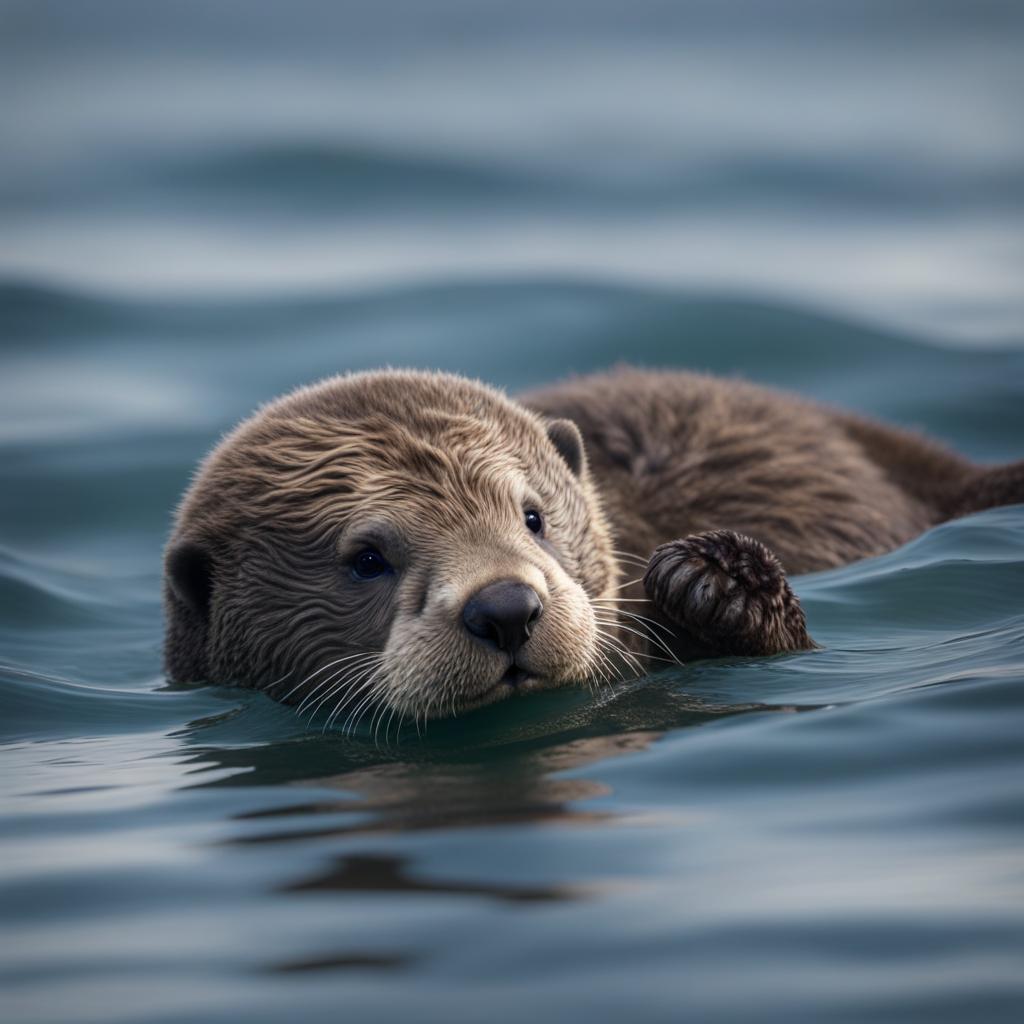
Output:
left=462, top=580, right=543, bottom=653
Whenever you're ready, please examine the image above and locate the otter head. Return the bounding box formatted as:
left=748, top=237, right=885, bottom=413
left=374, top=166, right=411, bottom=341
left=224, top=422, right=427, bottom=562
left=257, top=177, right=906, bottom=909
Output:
left=163, top=370, right=619, bottom=724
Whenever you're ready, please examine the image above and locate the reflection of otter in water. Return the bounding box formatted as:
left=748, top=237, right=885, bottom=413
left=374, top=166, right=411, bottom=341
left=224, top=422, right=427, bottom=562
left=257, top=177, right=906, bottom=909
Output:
left=164, top=368, right=1024, bottom=723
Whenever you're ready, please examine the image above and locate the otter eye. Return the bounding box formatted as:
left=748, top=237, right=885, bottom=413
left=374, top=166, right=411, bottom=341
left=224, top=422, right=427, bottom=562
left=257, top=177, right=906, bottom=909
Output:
left=524, top=509, right=544, bottom=536
left=351, top=547, right=392, bottom=580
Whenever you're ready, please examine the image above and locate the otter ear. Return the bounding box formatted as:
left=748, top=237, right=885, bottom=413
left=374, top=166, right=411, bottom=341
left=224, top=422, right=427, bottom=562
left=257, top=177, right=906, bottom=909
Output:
left=166, top=539, right=213, bottom=615
left=546, top=418, right=585, bottom=477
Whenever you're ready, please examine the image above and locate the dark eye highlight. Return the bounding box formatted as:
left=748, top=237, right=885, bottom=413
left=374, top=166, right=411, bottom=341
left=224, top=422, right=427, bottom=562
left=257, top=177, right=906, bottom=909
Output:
left=351, top=547, right=393, bottom=580
left=524, top=509, right=544, bottom=536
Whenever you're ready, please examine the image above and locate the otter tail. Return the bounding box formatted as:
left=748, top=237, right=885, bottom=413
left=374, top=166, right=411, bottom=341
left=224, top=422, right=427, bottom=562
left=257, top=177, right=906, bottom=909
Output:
left=947, top=460, right=1024, bottom=519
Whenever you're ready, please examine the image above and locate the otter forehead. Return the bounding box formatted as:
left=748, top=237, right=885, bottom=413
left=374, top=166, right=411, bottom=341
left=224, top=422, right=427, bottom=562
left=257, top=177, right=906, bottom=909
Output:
left=180, top=370, right=562, bottom=530
left=209, top=410, right=544, bottom=532
left=258, top=369, right=535, bottom=444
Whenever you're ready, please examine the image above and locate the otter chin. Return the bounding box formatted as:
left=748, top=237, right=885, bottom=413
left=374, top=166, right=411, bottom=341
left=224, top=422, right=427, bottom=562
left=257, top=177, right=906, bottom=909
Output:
left=164, top=370, right=620, bottom=726
left=165, top=367, right=1024, bottom=726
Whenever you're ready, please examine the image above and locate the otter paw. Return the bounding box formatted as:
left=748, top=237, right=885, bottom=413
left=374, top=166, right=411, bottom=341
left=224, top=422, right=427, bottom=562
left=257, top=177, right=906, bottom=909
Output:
left=643, top=530, right=815, bottom=657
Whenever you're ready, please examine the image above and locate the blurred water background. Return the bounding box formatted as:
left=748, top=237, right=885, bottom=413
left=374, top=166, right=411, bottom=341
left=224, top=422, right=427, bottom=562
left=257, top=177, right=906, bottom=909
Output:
left=2, top=2, right=1024, bottom=1022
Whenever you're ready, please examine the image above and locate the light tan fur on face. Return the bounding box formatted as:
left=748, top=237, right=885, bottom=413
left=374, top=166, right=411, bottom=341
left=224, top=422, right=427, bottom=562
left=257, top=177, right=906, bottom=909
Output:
left=164, top=370, right=619, bottom=724
left=384, top=525, right=599, bottom=719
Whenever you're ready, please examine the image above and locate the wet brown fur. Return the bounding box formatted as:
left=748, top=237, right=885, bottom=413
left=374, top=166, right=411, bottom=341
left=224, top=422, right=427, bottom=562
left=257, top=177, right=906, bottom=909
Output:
left=523, top=369, right=951, bottom=575
left=165, top=371, right=619, bottom=722
left=165, top=367, right=1024, bottom=721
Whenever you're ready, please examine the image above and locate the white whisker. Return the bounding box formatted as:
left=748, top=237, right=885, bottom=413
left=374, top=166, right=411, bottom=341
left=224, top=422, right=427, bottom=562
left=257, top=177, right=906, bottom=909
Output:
left=313, top=657, right=384, bottom=730
left=594, top=617, right=681, bottom=664
left=296, top=652, right=380, bottom=719
left=594, top=602, right=678, bottom=641
left=327, top=662, right=388, bottom=732
left=611, top=548, right=650, bottom=564
left=613, top=576, right=644, bottom=591
left=604, top=609, right=681, bottom=655
left=342, top=666, right=389, bottom=736
left=284, top=651, right=378, bottom=707
left=593, top=627, right=647, bottom=677
left=322, top=676, right=375, bottom=733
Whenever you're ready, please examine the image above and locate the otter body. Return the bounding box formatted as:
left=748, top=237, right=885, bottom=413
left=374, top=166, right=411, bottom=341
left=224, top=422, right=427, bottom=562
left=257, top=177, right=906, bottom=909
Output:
left=164, top=368, right=1024, bottom=722
left=522, top=369, right=988, bottom=575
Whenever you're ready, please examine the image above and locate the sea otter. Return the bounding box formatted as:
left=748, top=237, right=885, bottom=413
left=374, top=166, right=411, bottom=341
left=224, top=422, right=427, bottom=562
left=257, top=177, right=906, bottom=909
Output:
left=164, top=368, right=1024, bottom=727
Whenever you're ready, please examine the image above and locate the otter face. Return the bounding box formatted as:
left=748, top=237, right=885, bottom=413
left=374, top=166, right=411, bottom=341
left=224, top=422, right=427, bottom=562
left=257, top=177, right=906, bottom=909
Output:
left=164, top=371, right=619, bottom=725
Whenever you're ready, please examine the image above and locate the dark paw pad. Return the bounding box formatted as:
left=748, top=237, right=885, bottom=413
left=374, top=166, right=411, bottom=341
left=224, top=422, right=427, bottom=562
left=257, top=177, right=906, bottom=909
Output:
left=643, top=530, right=814, bottom=656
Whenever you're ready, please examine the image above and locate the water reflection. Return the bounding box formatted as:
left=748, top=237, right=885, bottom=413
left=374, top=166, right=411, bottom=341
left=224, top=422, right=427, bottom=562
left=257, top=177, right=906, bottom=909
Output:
left=235, top=767, right=615, bottom=839
left=178, top=683, right=800, bottom=849
left=228, top=734, right=662, bottom=843
left=268, top=950, right=416, bottom=974
left=283, top=852, right=585, bottom=904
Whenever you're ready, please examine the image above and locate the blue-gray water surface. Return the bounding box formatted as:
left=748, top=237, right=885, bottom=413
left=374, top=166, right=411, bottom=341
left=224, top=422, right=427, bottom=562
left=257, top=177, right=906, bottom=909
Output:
left=2, top=3, right=1024, bottom=1022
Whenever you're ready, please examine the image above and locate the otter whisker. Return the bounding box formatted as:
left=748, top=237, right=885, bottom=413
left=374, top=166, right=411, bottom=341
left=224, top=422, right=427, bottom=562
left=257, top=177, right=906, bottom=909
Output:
left=592, top=638, right=643, bottom=682
left=312, top=656, right=384, bottom=729
left=613, top=558, right=648, bottom=571
left=602, top=618, right=684, bottom=667
left=618, top=649, right=682, bottom=666
left=262, top=669, right=294, bottom=693
left=341, top=688, right=376, bottom=737
left=586, top=635, right=620, bottom=687
left=616, top=613, right=681, bottom=654
left=593, top=601, right=679, bottom=641
left=288, top=651, right=379, bottom=710
left=378, top=699, right=405, bottom=749
left=643, top=648, right=683, bottom=664
left=598, top=645, right=620, bottom=681
left=369, top=689, right=396, bottom=748
left=575, top=661, right=598, bottom=695
left=592, top=627, right=646, bottom=678
left=383, top=703, right=405, bottom=747
left=595, top=622, right=671, bottom=673
left=303, top=677, right=349, bottom=726
left=315, top=679, right=367, bottom=732
left=341, top=665, right=390, bottom=737
left=611, top=549, right=651, bottom=568
left=325, top=662, right=387, bottom=732
left=613, top=576, right=644, bottom=591
left=322, top=677, right=375, bottom=733
left=586, top=646, right=616, bottom=690
left=296, top=665, right=354, bottom=721
left=593, top=622, right=679, bottom=671
left=321, top=681, right=372, bottom=734
left=413, top=702, right=427, bottom=736
left=297, top=653, right=381, bottom=719
left=281, top=652, right=364, bottom=705
left=594, top=616, right=659, bottom=651
left=303, top=653, right=381, bottom=714
left=594, top=617, right=681, bottom=664
left=311, top=655, right=382, bottom=730
left=348, top=684, right=387, bottom=739
left=598, top=610, right=682, bottom=663
left=594, top=635, right=642, bottom=675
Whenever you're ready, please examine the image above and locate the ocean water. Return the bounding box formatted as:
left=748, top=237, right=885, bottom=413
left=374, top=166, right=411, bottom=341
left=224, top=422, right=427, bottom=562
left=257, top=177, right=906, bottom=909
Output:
left=2, top=3, right=1024, bottom=1022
